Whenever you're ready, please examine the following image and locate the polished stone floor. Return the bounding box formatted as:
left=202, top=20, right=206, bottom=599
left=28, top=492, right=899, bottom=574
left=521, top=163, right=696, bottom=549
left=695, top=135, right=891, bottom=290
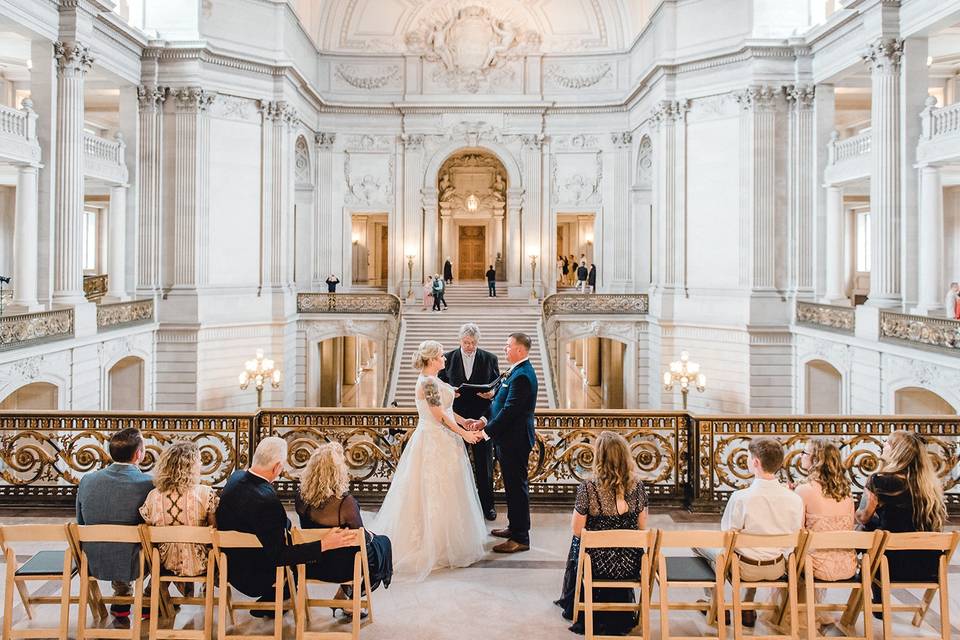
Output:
left=1, top=507, right=957, bottom=639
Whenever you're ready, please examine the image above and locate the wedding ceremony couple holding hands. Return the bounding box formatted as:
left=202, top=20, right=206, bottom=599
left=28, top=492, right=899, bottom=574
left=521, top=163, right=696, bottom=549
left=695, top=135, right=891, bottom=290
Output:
left=372, top=326, right=538, bottom=580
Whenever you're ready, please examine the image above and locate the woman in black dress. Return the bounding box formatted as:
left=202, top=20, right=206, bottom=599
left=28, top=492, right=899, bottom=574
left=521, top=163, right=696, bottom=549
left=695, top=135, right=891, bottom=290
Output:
left=556, top=431, right=649, bottom=636
left=296, top=442, right=393, bottom=616
left=855, top=430, right=948, bottom=611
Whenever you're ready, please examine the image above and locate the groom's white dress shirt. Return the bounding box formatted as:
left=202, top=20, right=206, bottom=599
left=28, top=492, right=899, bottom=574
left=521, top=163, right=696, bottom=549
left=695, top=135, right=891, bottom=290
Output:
left=461, top=349, right=475, bottom=380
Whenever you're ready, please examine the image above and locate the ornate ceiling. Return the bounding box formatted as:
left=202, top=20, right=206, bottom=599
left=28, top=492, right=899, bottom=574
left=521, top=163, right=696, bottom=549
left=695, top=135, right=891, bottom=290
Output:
left=294, top=0, right=649, bottom=54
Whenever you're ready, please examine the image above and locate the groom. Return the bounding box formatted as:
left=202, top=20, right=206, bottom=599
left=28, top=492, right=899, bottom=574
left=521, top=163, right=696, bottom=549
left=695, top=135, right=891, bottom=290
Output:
left=468, top=332, right=538, bottom=553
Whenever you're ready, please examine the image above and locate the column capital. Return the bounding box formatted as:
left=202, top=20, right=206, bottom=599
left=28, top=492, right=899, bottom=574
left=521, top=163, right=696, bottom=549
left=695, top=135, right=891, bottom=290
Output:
left=137, top=85, right=167, bottom=112
left=610, top=131, right=632, bottom=148
left=315, top=132, right=336, bottom=148
left=54, top=41, right=93, bottom=75
left=520, top=134, right=544, bottom=149
left=734, top=85, right=779, bottom=111
left=173, top=87, right=214, bottom=112
left=649, top=99, right=689, bottom=128
left=863, top=38, right=903, bottom=73
left=784, top=84, right=815, bottom=110
left=401, top=133, right=424, bottom=149
left=261, top=100, right=299, bottom=128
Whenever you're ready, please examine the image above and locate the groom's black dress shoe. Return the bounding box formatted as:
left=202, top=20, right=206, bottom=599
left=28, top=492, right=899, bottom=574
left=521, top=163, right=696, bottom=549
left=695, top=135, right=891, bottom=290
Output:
left=491, top=527, right=512, bottom=538
left=484, top=508, right=497, bottom=521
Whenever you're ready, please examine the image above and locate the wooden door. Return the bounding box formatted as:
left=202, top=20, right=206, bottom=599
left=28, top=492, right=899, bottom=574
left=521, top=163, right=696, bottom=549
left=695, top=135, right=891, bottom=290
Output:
left=379, top=225, right=388, bottom=283
left=458, top=226, right=486, bottom=280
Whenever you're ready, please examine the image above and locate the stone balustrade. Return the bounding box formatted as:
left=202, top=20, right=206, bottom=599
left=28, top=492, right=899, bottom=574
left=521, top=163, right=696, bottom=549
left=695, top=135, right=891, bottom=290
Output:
left=795, top=301, right=855, bottom=333
left=829, top=129, right=871, bottom=164
left=921, top=100, right=960, bottom=140
left=297, top=292, right=402, bottom=317
left=542, top=293, right=649, bottom=320
left=0, top=101, right=40, bottom=164
left=83, top=131, right=128, bottom=184
left=97, top=299, right=154, bottom=331
left=879, top=310, right=960, bottom=352
left=0, top=308, right=74, bottom=351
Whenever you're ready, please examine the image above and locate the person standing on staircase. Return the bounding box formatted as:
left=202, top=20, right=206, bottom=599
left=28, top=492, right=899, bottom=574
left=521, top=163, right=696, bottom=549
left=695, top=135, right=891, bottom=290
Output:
left=486, top=265, right=497, bottom=297
left=443, top=257, right=454, bottom=284
left=431, top=275, right=448, bottom=311
left=439, top=323, right=501, bottom=521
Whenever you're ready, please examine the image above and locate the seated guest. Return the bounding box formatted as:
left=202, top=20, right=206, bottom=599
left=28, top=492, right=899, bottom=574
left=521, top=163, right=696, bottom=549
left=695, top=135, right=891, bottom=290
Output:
left=296, top=442, right=393, bottom=617
left=216, top=437, right=355, bottom=617
left=140, top=441, right=219, bottom=584
left=555, top=431, right=649, bottom=636
left=694, top=437, right=804, bottom=628
left=76, top=427, right=155, bottom=619
left=856, top=430, right=948, bottom=613
left=793, top=438, right=856, bottom=629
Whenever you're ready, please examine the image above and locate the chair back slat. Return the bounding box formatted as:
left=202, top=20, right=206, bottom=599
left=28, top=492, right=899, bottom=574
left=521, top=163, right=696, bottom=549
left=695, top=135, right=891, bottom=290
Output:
left=291, top=526, right=363, bottom=546
left=657, top=529, right=729, bottom=549
left=804, top=530, right=879, bottom=551
left=882, top=531, right=954, bottom=551
left=214, top=530, right=263, bottom=549
left=73, top=524, right=143, bottom=543
left=580, top=529, right=654, bottom=549
left=734, top=531, right=801, bottom=549
left=0, top=524, right=71, bottom=543
left=146, top=525, right=215, bottom=545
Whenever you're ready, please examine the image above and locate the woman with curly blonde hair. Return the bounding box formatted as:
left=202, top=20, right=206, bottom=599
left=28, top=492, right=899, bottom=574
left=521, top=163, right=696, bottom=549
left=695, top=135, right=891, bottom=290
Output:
left=296, top=442, right=392, bottom=616
left=139, top=441, right=218, bottom=577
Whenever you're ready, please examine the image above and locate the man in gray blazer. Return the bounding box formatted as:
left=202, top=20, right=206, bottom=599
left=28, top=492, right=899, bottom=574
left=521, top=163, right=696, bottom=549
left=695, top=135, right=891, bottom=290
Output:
left=75, top=427, right=154, bottom=619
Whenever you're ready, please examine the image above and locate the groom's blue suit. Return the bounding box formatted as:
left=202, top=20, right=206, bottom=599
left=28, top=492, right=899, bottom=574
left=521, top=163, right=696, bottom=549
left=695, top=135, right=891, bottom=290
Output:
left=484, top=358, right=538, bottom=545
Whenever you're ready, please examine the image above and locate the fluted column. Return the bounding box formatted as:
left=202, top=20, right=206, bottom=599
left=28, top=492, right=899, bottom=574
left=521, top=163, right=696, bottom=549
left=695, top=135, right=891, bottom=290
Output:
left=913, top=165, right=944, bottom=315
left=400, top=134, right=424, bottom=295
left=314, top=132, right=336, bottom=285
left=521, top=135, right=544, bottom=292
left=12, top=165, right=39, bottom=309
left=440, top=212, right=453, bottom=271
left=822, top=185, right=847, bottom=304
left=604, top=132, right=633, bottom=293
left=651, top=100, right=689, bottom=291
left=171, top=87, right=213, bottom=288
left=261, top=100, right=298, bottom=288
left=52, top=41, right=93, bottom=304
left=864, top=39, right=903, bottom=306
left=422, top=190, right=439, bottom=278
left=787, top=85, right=816, bottom=297
left=136, top=85, right=165, bottom=294
left=106, top=185, right=127, bottom=299
left=506, top=190, right=523, bottom=284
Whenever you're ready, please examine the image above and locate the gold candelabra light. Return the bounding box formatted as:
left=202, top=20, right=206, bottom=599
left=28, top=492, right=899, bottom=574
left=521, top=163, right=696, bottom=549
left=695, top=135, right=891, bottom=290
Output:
left=238, top=349, right=281, bottom=408
left=663, top=350, right=706, bottom=410
left=406, top=253, right=415, bottom=300
left=529, top=253, right=538, bottom=301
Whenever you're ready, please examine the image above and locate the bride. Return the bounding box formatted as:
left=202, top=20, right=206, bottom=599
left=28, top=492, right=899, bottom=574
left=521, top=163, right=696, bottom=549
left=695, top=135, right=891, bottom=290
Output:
left=372, top=340, right=489, bottom=580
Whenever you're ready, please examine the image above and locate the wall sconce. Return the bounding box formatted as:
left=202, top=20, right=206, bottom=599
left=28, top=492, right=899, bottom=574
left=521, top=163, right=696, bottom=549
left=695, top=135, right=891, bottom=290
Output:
left=352, top=232, right=361, bottom=244
left=405, top=252, right=416, bottom=300
left=585, top=232, right=594, bottom=244
left=528, top=249, right=539, bottom=301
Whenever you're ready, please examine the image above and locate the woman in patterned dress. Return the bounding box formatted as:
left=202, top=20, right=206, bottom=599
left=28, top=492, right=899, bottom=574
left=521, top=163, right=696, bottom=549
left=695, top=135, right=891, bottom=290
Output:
left=555, top=431, right=649, bottom=636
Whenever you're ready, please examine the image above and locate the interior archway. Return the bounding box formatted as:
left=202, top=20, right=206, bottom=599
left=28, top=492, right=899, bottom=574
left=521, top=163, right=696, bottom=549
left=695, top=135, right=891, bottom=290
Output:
left=108, top=356, right=145, bottom=410
left=805, top=360, right=842, bottom=414
left=0, top=382, right=58, bottom=410
left=894, top=387, right=956, bottom=415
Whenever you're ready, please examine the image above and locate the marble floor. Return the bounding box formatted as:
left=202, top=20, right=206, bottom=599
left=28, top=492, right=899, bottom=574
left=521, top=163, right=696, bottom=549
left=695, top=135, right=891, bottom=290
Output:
left=1, top=507, right=957, bottom=639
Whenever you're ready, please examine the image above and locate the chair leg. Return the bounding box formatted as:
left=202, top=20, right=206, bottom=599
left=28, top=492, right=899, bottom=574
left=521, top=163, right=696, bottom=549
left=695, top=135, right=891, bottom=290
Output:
left=715, top=573, right=727, bottom=640
left=584, top=558, right=594, bottom=640
left=351, top=563, right=361, bottom=640
left=912, top=586, right=937, bottom=627
left=657, top=562, right=669, bottom=640
left=88, top=579, right=108, bottom=620
left=880, top=560, right=893, bottom=640
left=860, top=554, right=873, bottom=640
left=59, top=554, right=72, bottom=640
left=804, top=564, right=817, bottom=640
left=131, top=572, right=144, bottom=640
left=938, top=556, right=950, bottom=640
left=730, top=563, right=743, bottom=640
left=204, top=570, right=215, bottom=640
left=840, top=586, right=862, bottom=628
left=295, top=567, right=306, bottom=640
left=640, top=557, right=650, bottom=640
left=788, top=560, right=799, bottom=640
left=14, top=578, right=34, bottom=619
left=217, top=555, right=229, bottom=640
left=273, top=570, right=284, bottom=640
left=77, top=561, right=90, bottom=640
left=3, top=558, right=15, bottom=640
left=362, top=554, right=375, bottom=624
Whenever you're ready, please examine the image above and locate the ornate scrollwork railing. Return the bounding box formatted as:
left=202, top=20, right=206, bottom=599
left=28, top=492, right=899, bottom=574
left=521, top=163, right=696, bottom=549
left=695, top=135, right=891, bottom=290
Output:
left=879, top=310, right=960, bottom=353
left=542, top=293, right=649, bottom=321
left=297, top=293, right=401, bottom=317
left=0, top=308, right=74, bottom=351
left=795, top=301, right=855, bottom=333
left=97, top=299, right=155, bottom=331
left=83, top=274, right=108, bottom=302
left=0, top=412, right=251, bottom=501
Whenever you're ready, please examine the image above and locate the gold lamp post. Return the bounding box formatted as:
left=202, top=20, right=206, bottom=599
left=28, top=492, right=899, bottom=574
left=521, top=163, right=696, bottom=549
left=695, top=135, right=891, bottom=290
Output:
left=238, top=349, right=281, bottom=408
left=405, top=252, right=416, bottom=300
left=529, top=251, right=539, bottom=301
left=663, top=350, right=705, bottom=411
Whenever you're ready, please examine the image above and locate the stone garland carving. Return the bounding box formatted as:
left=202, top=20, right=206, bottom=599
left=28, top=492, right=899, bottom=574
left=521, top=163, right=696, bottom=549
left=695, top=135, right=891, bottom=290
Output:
left=552, top=153, right=602, bottom=206
left=405, top=5, right=541, bottom=93
left=795, top=302, right=855, bottom=333
left=544, top=63, right=612, bottom=90
left=649, top=99, right=690, bottom=128
left=210, top=95, right=257, bottom=122
left=553, top=134, right=600, bottom=151
left=636, top=135, right=652, bottom=189
left=879, top=311, right=960, bottom=352
left=0, top=309, right=74, bottom=351
left=610, top=131, right=632, bottom=148
left=401, top=134, right=424, bottom=149
left=294, top=136, right=311, bottom=185
left=542, top=293, right=650, bottom=320
left=96, top=299, right=155, bottom=331
left=334, top=64, right=401, bottom=90
left=261, top=100, right=299, bottom=128
left=297, top=293, right=401, bottom=317
left=54, top=41, right=94, bottom=75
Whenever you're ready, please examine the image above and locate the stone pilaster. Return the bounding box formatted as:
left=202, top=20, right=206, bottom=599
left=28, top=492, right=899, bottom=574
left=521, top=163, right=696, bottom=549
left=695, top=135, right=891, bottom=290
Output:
left=171, top=87, right=213, bottom=288
left=422, top=189, right=439, bottom=278
left=604, top=131, right=633, bottom=293
left=912, top=164, right=943, bottom=315
left=106, top=184, right=128, bottom=300
left=786, top=84, right=815, bottom=297
left=314, top=132, right=336, bottom=285
left=822, top=184, right=848, bottom=304
left=52, top=41, right=93, bottom=304
left=506, top=189, right=523, bottom=285
left=261, top=100, right=298, bottom=288
left=399, top=134, right=423, bottom=297
left=651, top=99, right=687, bottom=292
left=864, top=38, right=903, bottom=306
left=12, top=164, right=39, bottom=309
left=521, top=135, right=544, bottom=293
left=137, top=85, right=166, bottom=294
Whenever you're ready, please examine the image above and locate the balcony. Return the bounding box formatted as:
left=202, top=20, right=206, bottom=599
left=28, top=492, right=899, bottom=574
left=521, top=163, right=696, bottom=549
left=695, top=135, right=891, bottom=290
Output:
left=879, top=310, right=960, bottom=353
left=0, top=308, right=74, bottom=351
left=825, top=129, right=871, bottom=184
left=0, top=101, right=40, bottom=165
left=97, top=299, right=155, bottom=332
left=795, top=301, right=855, bottom=334
left=83, top=132, right=128, bottom=184
left=297, top=292, right=401, bottom=316
left=918, top=100, right=960, bottom=164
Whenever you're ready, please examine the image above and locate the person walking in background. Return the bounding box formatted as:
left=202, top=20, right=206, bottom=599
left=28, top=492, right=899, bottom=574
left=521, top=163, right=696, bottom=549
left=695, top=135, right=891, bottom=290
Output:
left=443, top=257, right=454, bottom=284
left=557, top=255, right=565, bottom=286
left=568, top=255, right=577, bottom=285
left=561, top=255, right=570, bottom=286
left=947, top=282, right=960, bottom=319
left=422, top=277, right=434, bottom=311
left=576, top=261, right=588, bottom=293
left=432, top=275, right=447, bottom=311
left=588, top=263, right=597, bottom=294
left=325, top=274, right=340, bottom=293
left=486, top=265, right=497, bottom=297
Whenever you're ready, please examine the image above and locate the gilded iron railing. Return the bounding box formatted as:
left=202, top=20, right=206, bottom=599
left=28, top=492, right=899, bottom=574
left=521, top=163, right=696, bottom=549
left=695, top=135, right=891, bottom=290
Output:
left=795, top=301, right=855, bottom=333
left=0, top=308, right=74, bottom=351
left=83, top=274, right=108, bottom=302
left=879, top=310, right=960, bottom=353
left=0, top=412, right=251, bottom=502
left=97, top=299, right=155, bottom=331
left=297, top=292, right=401, bottom=317
left=542, top=293, right=649, bottom=321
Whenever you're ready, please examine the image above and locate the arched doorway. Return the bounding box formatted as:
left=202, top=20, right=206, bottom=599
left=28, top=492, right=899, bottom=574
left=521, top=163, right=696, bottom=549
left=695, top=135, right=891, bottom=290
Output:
left=437, top=149, right=508, bottom=281
left=108, top=356, right=145, bottom=410
left=894, top=387, right=956, bottom=415
left=804, top=360, right=842, bottom=414
left=559, top=336, right=627, bottom=409
left=0, top=382, right=58, bottom=409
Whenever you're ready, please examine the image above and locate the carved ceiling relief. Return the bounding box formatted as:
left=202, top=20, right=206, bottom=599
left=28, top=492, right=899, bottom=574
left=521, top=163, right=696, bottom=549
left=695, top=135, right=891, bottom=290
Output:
left=333, top=64, right=402, bottom=91
left=438, top=151, right=507, bottom=216
left=544, top=62, right=613, bottom=91
left=344, top=151, right=395, bottom=206
left=552, top=152, right=602, bottom=206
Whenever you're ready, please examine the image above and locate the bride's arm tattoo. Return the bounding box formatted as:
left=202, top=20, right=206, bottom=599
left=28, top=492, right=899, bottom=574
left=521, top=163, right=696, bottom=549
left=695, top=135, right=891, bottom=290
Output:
left=422, top=379, right=442, bottom=407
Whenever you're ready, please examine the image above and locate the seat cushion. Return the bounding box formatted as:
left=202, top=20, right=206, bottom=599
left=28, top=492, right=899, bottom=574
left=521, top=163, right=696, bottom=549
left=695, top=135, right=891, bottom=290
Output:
left=15, top=550, right=75, bottom=577
left=666, top=556, right=716, bottom=582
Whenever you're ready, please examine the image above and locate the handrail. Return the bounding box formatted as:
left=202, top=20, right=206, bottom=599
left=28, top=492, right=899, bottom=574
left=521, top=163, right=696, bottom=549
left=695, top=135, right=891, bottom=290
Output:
left=879, top=310, right=960, bottom=352
left=537, top=316, right=559, bottom=408
left=921, top=100, right=960, bottom=140
left=97, top=299, right=155, bottom=331
left=0, top=308, right=74, bottom=351
left=297, top=292, right=401, bottom=316
left=795, top=301, right=855, bottom=333
left=542, top=293, right=649, bottom=321
left=829, top=129, right=871, bottom=164
left=83, top=131, right=125, bottom=165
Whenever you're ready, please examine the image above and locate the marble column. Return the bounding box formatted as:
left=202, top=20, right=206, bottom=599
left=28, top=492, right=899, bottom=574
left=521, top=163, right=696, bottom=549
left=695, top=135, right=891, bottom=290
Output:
left=52, top=41, right=93, bottom=305
left=506, top=190, right=522, bottom=285
left=106, top=185, right=127, bottom=300
left=787, top=85, right=816, bottom=297
left=491, top=208, right=504, bottom=271
left=912, top=165, right=943, bottom=315
left=864, top=39, right=903, bottom=306
left=137, top=85, right=165, bottom=294
left=651, top=100, right=688, bottom=291
left=400, top=134, right=424, bottom=296
left=314, top=132, right=336, bottom=286
left=262, top=100, right=297, bottom=288
left=521, top=135, right=544, bottom=293
left=422, top=190, right=439, bottom=278
left=172, top=87, right=213, bottom=288
left=604, top=132, right=633, bottom=292
left=822, top=185, right=847, bottom=304
left=12, top=165, right=39, bottom=309
left=440, top=211, right=453, bottom=269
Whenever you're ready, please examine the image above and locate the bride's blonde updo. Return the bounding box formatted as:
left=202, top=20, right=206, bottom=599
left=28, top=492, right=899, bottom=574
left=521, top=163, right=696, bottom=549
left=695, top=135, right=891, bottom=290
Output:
left=412, top=340, right=444, bottom=370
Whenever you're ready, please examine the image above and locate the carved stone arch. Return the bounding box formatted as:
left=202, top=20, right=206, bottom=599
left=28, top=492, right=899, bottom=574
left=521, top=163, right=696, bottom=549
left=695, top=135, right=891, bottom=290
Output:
left=295, top=134, right=312, bottom=188
left=0, top=378, right=63, bottom=409
left=887, top=383, right=959, bottom=416
left=423, top=141, right=523, bottom=192
left=636, top=134, right=652, bottom=190
left=303, top=319, right=392, bottom=407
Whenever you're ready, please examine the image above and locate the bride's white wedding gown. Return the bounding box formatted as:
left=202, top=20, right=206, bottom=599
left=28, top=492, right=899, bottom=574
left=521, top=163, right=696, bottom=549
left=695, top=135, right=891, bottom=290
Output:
left=371, top=374, right=488, bottom=581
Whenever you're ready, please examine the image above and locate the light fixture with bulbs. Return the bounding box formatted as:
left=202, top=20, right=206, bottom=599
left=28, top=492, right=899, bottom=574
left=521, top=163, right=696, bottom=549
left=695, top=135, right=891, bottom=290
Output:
left=663, top=350, right=706, bottom=410
left=239, top=349, right=282, bottom=407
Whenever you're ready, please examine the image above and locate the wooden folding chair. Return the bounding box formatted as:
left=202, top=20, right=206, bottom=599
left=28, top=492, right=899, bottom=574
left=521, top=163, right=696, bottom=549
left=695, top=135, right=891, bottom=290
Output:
left=213, top=530, right=287, bottom=640
left=570, top=529, right=654, bottom=640
left=142, top=525, right=216, bottom=640
left=654, top=530, right=733, bottom=640
left=1, top=524, right=77, bottom=640
left=790, top=529, right=883, bottom=640
left=725, top=531, right=802, bottom=640
left=874, top=531, right=959, bottom=640
left=290, top=527, right=372, bottom=640
left=70, top=523, right=147, bottom=640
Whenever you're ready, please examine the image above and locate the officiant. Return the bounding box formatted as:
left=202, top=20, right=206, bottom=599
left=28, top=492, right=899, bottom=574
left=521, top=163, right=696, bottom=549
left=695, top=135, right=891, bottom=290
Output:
left=439, top=322, right=501, bottom=521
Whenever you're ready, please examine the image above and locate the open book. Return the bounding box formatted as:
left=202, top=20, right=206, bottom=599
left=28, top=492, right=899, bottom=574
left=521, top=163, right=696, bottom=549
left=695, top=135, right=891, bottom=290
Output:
left=456, top=375, right=505, bottom=395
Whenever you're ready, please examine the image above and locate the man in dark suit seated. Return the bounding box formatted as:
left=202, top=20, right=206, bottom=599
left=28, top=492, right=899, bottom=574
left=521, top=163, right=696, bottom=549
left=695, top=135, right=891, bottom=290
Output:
left=76, top=427, right=155, bottom=619
left=216, top=436, right=354, bottom=617
left=438, top=322, right=501, bottom=520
